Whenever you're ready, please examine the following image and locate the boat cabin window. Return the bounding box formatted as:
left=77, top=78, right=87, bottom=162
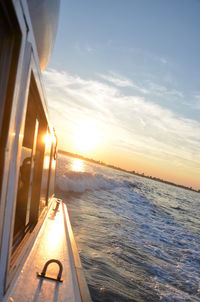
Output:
left=39, top=130, right=52, bottom=214
left=12, top=76, right=49, bottom=253
left=39, top=130, right=57, bottom=213
left=48, top=135, right=57, bottom=198
left=0, top=4, right=21, bottom=199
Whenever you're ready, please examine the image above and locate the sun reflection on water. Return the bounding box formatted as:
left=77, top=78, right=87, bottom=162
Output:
left=71, top=158, right=84, bottom=172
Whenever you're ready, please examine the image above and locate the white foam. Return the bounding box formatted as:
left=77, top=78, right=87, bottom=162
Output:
left=56, top=154, right=137, bottom=193
left=57, top=171, right=120, bottom=193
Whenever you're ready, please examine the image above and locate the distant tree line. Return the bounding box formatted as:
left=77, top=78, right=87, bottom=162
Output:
left=58, top=150, right=200, bottom=193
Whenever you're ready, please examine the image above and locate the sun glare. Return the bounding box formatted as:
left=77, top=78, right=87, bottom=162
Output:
left=73, top=120, right=100, bottom=154
left=71, top=158, right=84, bottom=172
left=43, top=131, right=52, bottom=169
left=43, top=131, right=52, bottom=149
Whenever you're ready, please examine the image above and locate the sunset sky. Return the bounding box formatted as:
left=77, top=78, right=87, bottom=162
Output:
left=43, top=0, right=200, bottom=189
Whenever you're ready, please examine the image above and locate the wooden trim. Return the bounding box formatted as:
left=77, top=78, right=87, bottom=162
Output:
left=62, top=203, right=92, bottom=302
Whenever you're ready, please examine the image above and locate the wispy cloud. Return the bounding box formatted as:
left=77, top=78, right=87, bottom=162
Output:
left=74, top=42, right=95, bottom=54
left=85, top=45, right=94, bottom=53
left=194, top=94, right=200, bottom=110
left=98, top=71, right=184, bottom=100
left=43, top=68, right=200, bottom=180
left=146, top=80, right=184, bottom=98
left=160, top=57, right=167, bottom=65
left=98, top=72, right=149, bottom=94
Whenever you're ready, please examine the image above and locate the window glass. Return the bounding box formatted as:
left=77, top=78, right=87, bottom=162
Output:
left=12, top=76, right=48, bottom=254
left=0, top=7, right=21, bottom=199
left=39, top=130, right=52, bottom=214
left=48, top=137, right=57, bottom=198
left=13, top=100, right=39, bottom=250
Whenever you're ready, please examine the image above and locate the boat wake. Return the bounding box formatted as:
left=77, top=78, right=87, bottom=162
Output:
left=56, top=155, right=200, bottom=302
left=56, top=170, right=138, bottom=193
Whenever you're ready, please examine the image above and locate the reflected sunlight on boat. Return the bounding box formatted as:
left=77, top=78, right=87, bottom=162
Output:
left=43, top=155, right=50, bottom=169
left=45, top=208, right=64, bottom=252
left=43, top=131, right=52, bottom=150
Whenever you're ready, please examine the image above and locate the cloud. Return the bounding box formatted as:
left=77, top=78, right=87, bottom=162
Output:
left=160, top=57, right=167, bottom=64
left=43, top=68, right=200, bottom=176
left=86, top=45, right=94, bottom=53
left=98, top=72, right=184, bottom=101
left=194, top=94, right=200, bottom=110
left=98, top=72, right=149, bottom=95
left=74, top=42, right=95, bottom=54
left=146, top=80, right=184, bottom=98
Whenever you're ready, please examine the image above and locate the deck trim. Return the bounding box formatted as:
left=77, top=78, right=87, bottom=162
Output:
left=62, top=202, right=92, bottom=302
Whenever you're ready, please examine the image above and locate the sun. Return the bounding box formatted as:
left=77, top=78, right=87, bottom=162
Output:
left=73, top=120, right=100, bottom=154
left=71, top=158, right=84, bottom=172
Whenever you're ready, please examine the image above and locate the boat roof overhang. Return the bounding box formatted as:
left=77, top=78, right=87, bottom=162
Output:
left=27, top=0, right=60, bottom=70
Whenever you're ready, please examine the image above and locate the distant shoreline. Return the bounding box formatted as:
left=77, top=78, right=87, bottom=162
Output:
left=58, top=150, right=200, bottom=193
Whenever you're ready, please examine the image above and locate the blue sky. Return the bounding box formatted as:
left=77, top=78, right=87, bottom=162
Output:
left=44, top=0, right=200, bottom=188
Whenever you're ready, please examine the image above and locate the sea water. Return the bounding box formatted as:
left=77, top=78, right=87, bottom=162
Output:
left=56, top=154, right=200, bottom=302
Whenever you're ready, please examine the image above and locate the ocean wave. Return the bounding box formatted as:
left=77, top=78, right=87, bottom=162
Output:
left=56, top=156, right=200, bottom=301
left=57, top=170, right=138, bottom=193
